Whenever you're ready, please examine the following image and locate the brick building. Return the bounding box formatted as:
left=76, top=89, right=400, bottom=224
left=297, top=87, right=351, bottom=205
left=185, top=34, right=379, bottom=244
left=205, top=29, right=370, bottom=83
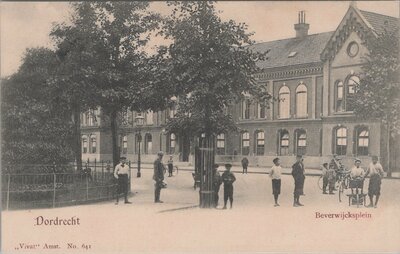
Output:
left=81, top=5, right=399, bottom=170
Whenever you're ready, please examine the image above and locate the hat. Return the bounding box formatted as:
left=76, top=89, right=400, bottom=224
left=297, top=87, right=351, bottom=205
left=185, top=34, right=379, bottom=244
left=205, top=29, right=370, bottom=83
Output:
left=224, top=163, right=232, bottom=168
left=273, top=157, right=279, bottom=164
left=354, top=158, right=361, bottom=163
left=213, top=163, right=219, bottom=168
left=120, top=156, right=127, bottom=160
left=157, top=151, right=164, bottom=156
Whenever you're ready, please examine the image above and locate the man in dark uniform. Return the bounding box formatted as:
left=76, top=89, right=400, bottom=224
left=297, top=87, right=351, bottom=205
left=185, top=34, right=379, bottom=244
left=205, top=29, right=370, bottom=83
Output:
left=292, top=154, right=305, bottom=207
left=153, top=151, right=165, bottom=203
left=222, top=163, right=236, bottom=209
left=114, top=157, right=131, bottom=204
left=241, top=157, right=249, bottom=174
left=212, top=164, right=222, bottom=208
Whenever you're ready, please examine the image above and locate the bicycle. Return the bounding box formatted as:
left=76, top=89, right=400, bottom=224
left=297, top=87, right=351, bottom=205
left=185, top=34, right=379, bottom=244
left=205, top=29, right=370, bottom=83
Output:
left=336, top=171, right=350, bottom=202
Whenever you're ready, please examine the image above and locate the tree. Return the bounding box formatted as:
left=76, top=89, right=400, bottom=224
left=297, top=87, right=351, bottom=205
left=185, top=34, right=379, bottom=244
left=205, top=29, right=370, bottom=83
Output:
left=1, top=48, right=74, bottom=168
left=352, top=29, right=399, bottom=176
left=50, top=2, right=102, bottom=170
left=53, top=2, right=173, bottom=167
left=162, top=2, right=271, bottom=207
left=86, top=2, right=172, bottom=167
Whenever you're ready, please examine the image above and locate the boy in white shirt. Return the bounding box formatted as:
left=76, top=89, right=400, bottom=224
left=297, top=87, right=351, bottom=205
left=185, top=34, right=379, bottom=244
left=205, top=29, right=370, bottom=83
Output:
left=269, top=157, right=282, bottom=207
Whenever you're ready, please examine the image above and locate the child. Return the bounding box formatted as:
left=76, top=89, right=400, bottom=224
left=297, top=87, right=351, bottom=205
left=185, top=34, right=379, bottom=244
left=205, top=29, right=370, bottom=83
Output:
left=167, top=155, right=173, bottom=177
left=221, top=163, right=236, bottom=209
left=269, top=158, right=282, bottom=207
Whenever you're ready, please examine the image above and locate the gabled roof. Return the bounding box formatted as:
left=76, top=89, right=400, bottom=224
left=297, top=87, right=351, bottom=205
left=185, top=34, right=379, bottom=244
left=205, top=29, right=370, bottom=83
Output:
left=359, top=10, right=399, bottom=35
left=249, top=31, right=333, bottom=69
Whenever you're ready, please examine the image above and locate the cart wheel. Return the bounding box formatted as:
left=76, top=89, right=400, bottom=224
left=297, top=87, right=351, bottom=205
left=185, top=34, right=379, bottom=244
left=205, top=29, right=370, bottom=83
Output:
left=338, top=182, right=344, bottom=202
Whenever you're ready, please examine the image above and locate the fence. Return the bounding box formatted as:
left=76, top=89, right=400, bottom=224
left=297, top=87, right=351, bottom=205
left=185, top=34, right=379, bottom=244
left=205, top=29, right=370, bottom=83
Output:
left=1, top=162, right=132, bottom=210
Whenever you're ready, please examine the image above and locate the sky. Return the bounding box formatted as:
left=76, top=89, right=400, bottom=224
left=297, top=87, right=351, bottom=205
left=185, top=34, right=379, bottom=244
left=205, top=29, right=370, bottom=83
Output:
left=1, top=1, right=399, bottom=77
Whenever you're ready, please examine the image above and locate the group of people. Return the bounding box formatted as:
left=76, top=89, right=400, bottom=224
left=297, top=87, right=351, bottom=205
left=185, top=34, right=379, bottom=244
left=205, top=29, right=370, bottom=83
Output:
left=320, top=154, right=385, bottom=208
left=113, top=151, right=385, bottom=209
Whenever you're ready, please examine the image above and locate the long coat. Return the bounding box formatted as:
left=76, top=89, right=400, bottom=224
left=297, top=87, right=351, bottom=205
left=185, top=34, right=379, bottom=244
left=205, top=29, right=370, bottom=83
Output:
left=153, top=158, right=165, bottom=183
left=292, top=161, right=305, bottom=195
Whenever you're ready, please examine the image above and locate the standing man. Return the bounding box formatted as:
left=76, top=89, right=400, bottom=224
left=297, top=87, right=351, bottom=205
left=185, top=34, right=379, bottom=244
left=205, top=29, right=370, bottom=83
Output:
left=241, top=157, right=249, bottom=174
left=366, top=155, right=384, bottom=208
left=212, top=164, right=222, bottom=208
left=153, top=151, right=165, bottom=203
left=114, top=157, right=131, bottom=204
left=292, top=154, right=305, bottom=207
left=222, top=163, right=236, bottom=209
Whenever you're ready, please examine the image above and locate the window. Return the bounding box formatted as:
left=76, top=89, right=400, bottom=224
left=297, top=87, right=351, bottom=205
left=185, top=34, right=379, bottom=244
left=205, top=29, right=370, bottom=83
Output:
left=257, top=101, right=266, bottom=119
left=241, top=132, right=250, bottom=155
left=169, top=133, right=176, bottom=154
left=334, top=127, right=347, bottom=155
left=279, top=86, right=290, bottom=119
left=169, top=106, right=176, bottom=119
left=335, top=81, right=344, bottom=112
left=295, top=130, right=307, bottom=155
left=144, top=134, right=152, bottom=154
left=122, top=136, right=128, bottom=154
left=296, top=84, right=307, bottom=117
left=87, top=109, right=97, bottom=126
left=217, top=134, right=225, bottom=155
left=346, top=76, right=359, bottom=111
left=356, top=128, right=369, bottom=156
left=91, top=136, right=97, bottom=153
left=255, top=131, right=265, bottom=155
left=145, top=111, right=153, bottom=125
left=279, top=130, right=289, bottom=155
left=82, top=136, right=88, bottom=154
left=242, top=99, right=251, bottom=119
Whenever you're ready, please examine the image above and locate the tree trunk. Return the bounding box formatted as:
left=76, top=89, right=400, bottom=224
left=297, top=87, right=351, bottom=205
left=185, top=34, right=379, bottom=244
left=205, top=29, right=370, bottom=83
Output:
left=110, top=110, right=120, bottom=167
left=73, top=104, right=83, bottom=171
left=387, top=122, right=392, bottom=177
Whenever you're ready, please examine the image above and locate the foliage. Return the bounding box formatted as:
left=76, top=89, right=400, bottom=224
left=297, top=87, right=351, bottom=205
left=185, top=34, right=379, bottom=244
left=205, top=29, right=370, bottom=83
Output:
left=1, top=48, right=74, bottom=166
left=162, top=1, right=271, bottom=136
left=352, top=29, right=400, bottom=134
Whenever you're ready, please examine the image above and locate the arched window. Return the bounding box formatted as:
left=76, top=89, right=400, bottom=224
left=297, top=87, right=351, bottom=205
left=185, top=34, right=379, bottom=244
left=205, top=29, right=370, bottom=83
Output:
left=335, top=81, right=344, bottom=112
left=257, top=101, right=266, bottom=119
left=242, top=99, right=251, bottom=119
left=356, top=128, right=369, bottom=156
left=145, top=111, right=153, bottom=125
left=296, top=84, right=307, bottom=117
left=255, top=131, right=265, bottom=155
left=169, top=133, right=176, bottom=154
left=334, top=127, right=347, bottom=155
left=241, top=132, right=250, bottom=155
left=217, top=133, right=225, bottom=155
left=295, top=129, right=307, bottom=155
left=144, top=134, right=152, bottom=154
left=91, top=136, right=97, bottom=153
left=279, top=130, right=289, bottom=155
left=122, top=136, right=128, bottom=154
left=82, top=135, right=88, bottom=154
left=279, top=86, right=290, bottom=119
left=346, top=76, right=359, bottom=111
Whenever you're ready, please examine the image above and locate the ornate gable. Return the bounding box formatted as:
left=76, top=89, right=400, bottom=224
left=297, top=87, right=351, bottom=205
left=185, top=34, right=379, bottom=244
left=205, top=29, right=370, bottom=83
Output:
left=321, top=6, right=374, bottom=62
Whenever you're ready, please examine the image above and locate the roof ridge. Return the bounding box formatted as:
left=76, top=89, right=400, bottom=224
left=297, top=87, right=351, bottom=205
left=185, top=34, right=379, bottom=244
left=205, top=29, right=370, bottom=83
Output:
left=252, top=31, right=334, bottom=47
left=359, top=9, right=399, bottom=20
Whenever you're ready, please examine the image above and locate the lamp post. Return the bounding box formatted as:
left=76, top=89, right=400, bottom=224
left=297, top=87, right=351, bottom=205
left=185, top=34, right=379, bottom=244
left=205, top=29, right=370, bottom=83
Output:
left=135, top=115, right=144, bottom=178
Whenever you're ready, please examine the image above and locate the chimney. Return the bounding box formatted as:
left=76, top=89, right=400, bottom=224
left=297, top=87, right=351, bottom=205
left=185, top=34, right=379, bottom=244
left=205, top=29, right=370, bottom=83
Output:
left=294, top=11, right=309, bottom=38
